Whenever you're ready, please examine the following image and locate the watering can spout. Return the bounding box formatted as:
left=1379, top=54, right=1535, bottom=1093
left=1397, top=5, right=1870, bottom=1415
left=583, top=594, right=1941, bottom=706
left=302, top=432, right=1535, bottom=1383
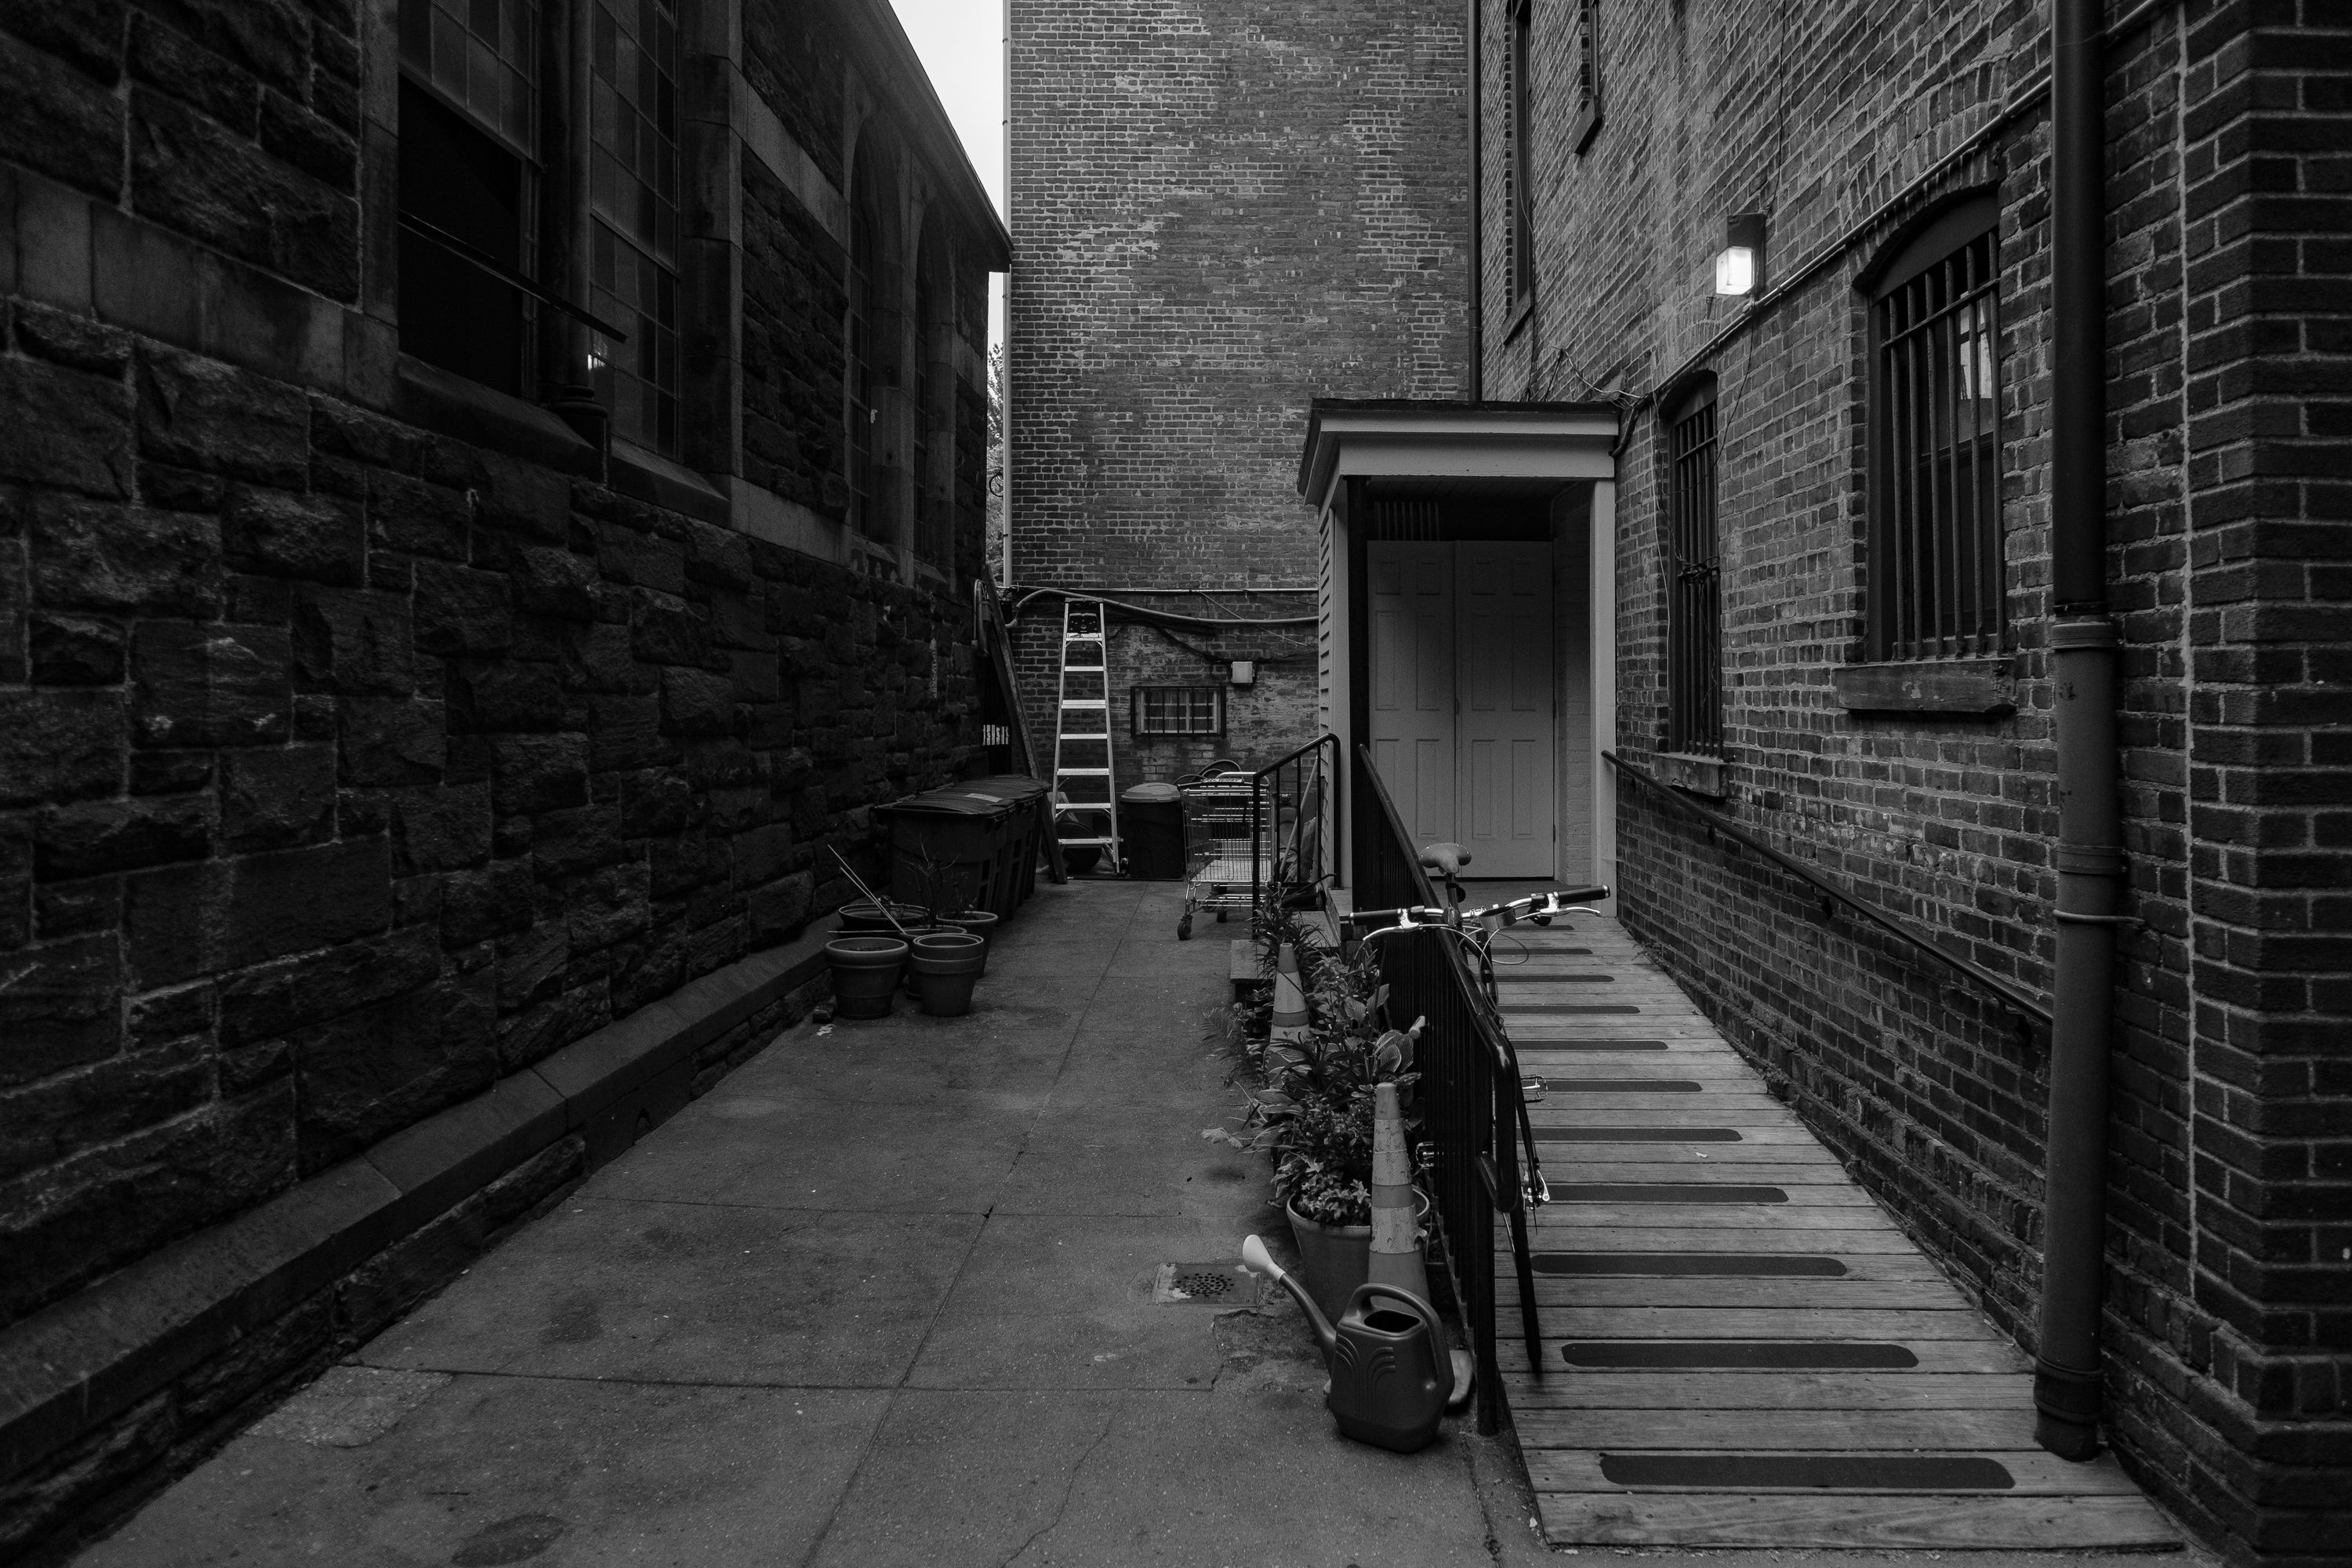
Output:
left=1241, top=1233, right=1337, bottom=1358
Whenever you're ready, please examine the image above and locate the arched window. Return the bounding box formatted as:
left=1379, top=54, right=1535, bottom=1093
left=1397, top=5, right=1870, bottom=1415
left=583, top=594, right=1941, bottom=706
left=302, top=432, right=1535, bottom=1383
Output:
left=1666, top=375, right=1721, bottom=757
left=913, top=224, right=953, bottom=567
left=847, top=151, right=884, bottom=539
left=1864, top=191, right=2004, bottom=660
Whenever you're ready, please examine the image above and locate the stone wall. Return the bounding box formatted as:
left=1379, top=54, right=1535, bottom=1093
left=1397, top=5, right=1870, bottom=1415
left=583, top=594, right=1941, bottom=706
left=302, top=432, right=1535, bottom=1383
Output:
left=1006, top=0, right=1471, bottom=781
left=1491, top=2, right=2348, bottom=1559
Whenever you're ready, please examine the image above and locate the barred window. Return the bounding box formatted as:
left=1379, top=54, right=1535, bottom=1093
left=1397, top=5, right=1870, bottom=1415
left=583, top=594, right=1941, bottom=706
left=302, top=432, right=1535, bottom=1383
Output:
left=1132, top=687, right=1225, bottom=737
left=1569, top=0, right=1602, bottom=154
left=1867, top=194, right=2005, bottom=660
left=589, top=0, right=681, bottom=455
left=1505, top=0, right=1534, bottom=310
left=1667, top=377, right=1722, bottom=757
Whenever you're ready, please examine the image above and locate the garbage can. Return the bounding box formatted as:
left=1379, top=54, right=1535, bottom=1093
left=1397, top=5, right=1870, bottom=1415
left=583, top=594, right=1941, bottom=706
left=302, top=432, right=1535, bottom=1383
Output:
left=956, top=775, right=1051, bottom=913
left=1121, top=782, right=1185, bottom=880
left=877, top=790, right=1011, bottom=920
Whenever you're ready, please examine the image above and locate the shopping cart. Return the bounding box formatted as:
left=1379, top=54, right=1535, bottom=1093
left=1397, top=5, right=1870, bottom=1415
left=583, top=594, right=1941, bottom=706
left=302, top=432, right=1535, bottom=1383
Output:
left=1175, top=761, right=1259, bottom=940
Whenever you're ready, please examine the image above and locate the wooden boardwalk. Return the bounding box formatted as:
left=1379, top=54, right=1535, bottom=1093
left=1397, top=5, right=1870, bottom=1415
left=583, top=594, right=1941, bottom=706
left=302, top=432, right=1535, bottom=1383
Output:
left=1487, top=913, right=2178, bottom=1551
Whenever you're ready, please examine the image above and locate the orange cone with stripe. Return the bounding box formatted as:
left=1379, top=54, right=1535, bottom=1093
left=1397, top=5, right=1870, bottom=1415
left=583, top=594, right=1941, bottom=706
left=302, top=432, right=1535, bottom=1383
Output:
left=1269, top=942, right=1311, bottom=1047
left=1366, top=1080, right=1430, bottom=1300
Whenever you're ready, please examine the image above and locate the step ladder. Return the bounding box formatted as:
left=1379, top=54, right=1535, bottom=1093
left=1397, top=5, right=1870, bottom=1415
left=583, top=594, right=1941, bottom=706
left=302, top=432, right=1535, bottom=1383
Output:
left=1051, top=597, right=1120, bottom=873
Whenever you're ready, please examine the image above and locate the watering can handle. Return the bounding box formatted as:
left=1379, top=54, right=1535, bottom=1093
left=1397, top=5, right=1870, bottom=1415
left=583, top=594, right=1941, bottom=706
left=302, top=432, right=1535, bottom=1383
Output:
left=1345, top=1283, right=1454, bottom=1404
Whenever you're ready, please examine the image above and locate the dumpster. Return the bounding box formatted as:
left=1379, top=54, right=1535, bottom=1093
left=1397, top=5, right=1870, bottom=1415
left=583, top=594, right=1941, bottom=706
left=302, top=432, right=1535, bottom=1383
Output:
left=877, top=791, right=1011, bottom=920
left=957, top=775, right=1051, bottom=912
left=1121, top=782, right=1185, bottom=880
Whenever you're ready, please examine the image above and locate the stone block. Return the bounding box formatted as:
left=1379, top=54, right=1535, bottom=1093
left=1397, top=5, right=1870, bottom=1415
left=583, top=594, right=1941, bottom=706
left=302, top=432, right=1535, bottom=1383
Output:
left=514, top=546, right=599, bottom=620
left=412, top=563, right=514, bottom=657
left=366, top=469, right=470, bottom=562
left=492, top=987, right=608, bottom=1073
left=217, top=925, right=442, bottom=1047
left=629, top=588, right=710, bottom=666
left=529, top=803, right=628, bottom=880
left=648, top=835, right=722, bottom=899
left=616, top=769, right=691, bottom=837
left=27, top=615, right=125, bottom=685
left=565, top=620, right=657, bottom=695
left=491, top=734, right=587, bottom=816
left=34, top=874, right=123, bottom=939
left=130, top=622, right=291, bottom=748
left=127, top=750, right=212, bottom=797
left=219, top=744, right=337, bottom=851
left=223, top=486, right=364, bottom=585
left=390, top=782, right=488, bottom=875
left=438, top=858, right=531, bottom=948
left=31, top=495, right=222, bottom=615
left=472, top=451, right=569, bottom=541
left=13, top=299, right=136, bottom=376
left=0, top=932, right=121, bottom=1088
left=34, top=795, right=211, bottom=880
left=0, top=691, right=123, bottom=807
left=586, top=694, right=672, bottom=772
left=291, top=586, right=412, bottom=693
left=731, top=822, right=793, bottom=888
left=129, top=90, right=358, bottom=299
left=0, top=358, right=132, bottom=499
left=136, top=345, right=310, bottom=488
left=495, top=921, right=568, bottom=1011
left=0, top=30, right=124, bottom=199
left=215, top=838, right=391, bottom=969
left=336, top=695, right=445, bottom=786
left=746, top=869, right=815, bottom=945
left=257, top=92, right=356, bottom=187
left=661, top=665, right=738, bottom=735
left=292, top=970, right=496, bottom=1174
left=126, top=12, right=257, bottom=134
left=564, top=860, right=652, bottom=952
left=0, top=1034, right=212, bottom=1183
left=445, top=659, right=563, bottom=734
left=123, top=860, right=205, bottom=989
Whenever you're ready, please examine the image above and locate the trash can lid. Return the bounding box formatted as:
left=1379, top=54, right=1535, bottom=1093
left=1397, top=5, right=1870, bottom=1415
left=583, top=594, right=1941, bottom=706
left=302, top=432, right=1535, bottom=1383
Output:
left=1121, top=782, right=1182, bottom=803
left=879, top=791, right=1011, bottom=818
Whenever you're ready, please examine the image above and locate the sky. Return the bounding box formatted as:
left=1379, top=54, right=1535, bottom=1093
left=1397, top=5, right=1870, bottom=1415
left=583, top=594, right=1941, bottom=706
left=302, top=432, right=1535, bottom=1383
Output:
left=887, top=0, right=1007, bottom=347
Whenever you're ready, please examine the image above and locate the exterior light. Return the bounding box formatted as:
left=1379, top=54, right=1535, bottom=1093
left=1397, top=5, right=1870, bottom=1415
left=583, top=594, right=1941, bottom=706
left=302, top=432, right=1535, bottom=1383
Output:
left=1715, top=213, right=1766, bottom=297
left=1229, top=659, right=1256, bottom=688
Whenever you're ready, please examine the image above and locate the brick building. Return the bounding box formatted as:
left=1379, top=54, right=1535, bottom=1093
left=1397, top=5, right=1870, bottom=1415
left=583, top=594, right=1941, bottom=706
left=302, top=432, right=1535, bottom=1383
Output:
left=1005, top=0, right=1468, bottom=815
left=1296, top=1, right=2348, bottom=1560
left=0, top=0, right=1004, bottom=1552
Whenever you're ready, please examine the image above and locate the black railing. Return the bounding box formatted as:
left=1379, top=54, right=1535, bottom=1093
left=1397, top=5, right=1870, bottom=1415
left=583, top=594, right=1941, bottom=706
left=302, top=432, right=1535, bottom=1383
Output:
left=1605, top=749, right=2053, bottom=1030
left=1349, top=745, right=1545, bottom=1435
left=1250, top=734, right=1340, bottom=916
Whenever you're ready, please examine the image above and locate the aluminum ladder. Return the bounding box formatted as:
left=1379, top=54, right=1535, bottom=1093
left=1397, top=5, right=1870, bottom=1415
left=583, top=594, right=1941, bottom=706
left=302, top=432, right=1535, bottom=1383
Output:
left=1050, top=597, right=1120, bottom=872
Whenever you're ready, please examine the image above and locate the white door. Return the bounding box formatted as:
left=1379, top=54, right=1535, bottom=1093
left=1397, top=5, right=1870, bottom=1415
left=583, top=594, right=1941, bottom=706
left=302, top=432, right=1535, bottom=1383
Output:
left=1367, top=543, right=1455, bottom=847
left=1456, top=543, right=1554, bottom=877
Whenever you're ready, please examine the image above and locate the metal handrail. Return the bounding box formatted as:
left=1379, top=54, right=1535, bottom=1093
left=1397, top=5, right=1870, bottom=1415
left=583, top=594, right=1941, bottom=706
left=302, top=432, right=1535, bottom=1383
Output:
left=1603, top=749, right=2053, bottom=1030
left=1248, top=733, right=1340, bottom=914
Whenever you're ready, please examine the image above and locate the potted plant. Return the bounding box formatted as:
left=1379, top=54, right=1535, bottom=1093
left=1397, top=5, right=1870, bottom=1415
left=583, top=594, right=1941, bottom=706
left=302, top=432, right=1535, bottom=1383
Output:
left=1208, top=907, right=1424, bottom=1322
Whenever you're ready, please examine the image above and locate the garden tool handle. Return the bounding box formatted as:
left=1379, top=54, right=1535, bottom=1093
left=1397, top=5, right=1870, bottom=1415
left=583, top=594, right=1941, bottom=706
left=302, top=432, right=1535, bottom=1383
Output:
left=1345, top=1283, right=1454, bottom=1403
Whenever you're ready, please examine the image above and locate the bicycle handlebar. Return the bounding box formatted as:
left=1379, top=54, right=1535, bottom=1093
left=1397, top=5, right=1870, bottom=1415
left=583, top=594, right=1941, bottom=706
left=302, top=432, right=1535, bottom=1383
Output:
left=1346, top=884, right=1610, bottom=931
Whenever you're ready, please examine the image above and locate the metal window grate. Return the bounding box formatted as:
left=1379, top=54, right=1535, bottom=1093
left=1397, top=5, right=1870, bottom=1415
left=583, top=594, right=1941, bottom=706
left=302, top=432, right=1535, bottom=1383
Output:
left=1668, top=390, right=1722, bottom=756
left=589, top=0, right=680, bottom=455
left=1132, top=687, right=1225, bottom=737
left=1871, top=230, right=2002, bottom=659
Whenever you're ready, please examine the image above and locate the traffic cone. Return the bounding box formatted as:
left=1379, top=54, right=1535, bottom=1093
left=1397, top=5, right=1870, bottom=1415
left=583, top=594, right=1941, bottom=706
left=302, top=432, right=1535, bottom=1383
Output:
left=1269, top=942, right=1311, bottom=1047
left=1366, top=1080, right=1431, bottom=1301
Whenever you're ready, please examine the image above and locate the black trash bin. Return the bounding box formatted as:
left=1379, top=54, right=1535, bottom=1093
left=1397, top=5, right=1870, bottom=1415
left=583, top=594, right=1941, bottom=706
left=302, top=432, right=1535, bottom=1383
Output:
left=956, top=775, right=1051, bottom=912
left=877, top=790, right=1011, bottom=919
left=1121, top=782, right=1185, bottom=880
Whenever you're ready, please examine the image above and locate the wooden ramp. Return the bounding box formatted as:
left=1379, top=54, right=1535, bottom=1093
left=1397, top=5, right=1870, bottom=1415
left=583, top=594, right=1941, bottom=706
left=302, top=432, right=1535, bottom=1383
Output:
left=1488, top=914, right=2178, bottom=1551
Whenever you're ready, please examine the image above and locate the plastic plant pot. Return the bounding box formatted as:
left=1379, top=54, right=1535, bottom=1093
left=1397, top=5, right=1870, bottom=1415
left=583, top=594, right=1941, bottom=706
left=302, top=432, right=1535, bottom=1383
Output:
left=837, top=900, right=924, bottom=935
left=941, top=910, right=999, bottom=972
left=1286, top=1191, right=1432, bottom=1324
left=909, top=932, right=987, bottom=1017
left=826, top=936, right=907, bottom=1018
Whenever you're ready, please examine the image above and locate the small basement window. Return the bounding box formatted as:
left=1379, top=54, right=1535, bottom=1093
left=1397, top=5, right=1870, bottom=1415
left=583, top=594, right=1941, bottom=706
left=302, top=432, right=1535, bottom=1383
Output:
left=1132, top=687, right=1225, bottom=736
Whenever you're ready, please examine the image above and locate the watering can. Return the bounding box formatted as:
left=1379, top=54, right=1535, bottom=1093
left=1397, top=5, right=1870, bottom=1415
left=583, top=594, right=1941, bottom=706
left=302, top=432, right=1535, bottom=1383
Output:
left=1241, top=1234, right=1454, bottom=1453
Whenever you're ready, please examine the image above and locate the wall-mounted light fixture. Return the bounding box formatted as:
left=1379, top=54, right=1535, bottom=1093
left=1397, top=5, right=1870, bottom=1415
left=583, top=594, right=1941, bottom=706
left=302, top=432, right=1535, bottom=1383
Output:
left=1229, top=659, right=1256, bottom=688
left=1715, top=213, right=1766, bottom=297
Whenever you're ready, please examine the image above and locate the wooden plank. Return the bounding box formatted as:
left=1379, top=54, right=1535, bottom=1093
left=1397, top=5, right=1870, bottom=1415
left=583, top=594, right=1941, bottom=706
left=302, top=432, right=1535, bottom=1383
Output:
left=1512, top=1406, right=2044, bottom=1454
left=1514, top=1307, right=2002, bottom=1341
left=1528, top=1103, right=1802, bottom=1123
left=1530, top=1493, right=2176, bottom=1549
left=1526, top=1203, right=1899, bottom=1231
left=1543, top=1163, right=1874, bottom=1189
left=1523, top=1278, right=1978, bottom=1311
left=1502, top=1338, right=2029, bottom=1374
left=1532, top=1125, right=1822, bottom=1144
left=1530, top=1094, right=1790, bottom=1114
left=1526, top=1448, right=2147, bottom=1497
left=1507, top=1229, right=1940, bottom=1259
left=1541, top=1145, right=1843, bottom=1168
left=1500, top=1370, right=2036, bottom=1410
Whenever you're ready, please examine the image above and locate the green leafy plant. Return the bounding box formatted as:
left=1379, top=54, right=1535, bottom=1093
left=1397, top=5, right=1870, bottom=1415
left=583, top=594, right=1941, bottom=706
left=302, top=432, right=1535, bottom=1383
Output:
left=1207, top=890, right=1423, bottom=1226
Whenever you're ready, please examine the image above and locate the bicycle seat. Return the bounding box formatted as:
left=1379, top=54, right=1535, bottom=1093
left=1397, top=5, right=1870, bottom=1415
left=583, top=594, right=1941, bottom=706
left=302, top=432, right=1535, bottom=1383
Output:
left=1418, top=842, right=1472, bottom=877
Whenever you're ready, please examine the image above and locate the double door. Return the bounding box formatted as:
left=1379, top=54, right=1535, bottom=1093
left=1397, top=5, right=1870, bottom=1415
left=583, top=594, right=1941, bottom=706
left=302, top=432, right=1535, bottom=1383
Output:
left=1367, top=541, right=1554, bottom=878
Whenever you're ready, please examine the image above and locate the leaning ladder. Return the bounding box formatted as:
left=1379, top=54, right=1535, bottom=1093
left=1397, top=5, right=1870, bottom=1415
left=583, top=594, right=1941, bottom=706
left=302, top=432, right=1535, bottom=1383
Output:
left=1051, top=597, right=1120, bottom=872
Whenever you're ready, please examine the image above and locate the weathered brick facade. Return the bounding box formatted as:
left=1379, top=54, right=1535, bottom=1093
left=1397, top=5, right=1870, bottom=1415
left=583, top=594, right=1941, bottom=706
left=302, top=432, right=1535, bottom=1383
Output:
left=0, top=0, right=1003, bottom=1553
left=1491, top=1, right=2347, bottom=1559
left=1006, top=0, right=1468, bottom=793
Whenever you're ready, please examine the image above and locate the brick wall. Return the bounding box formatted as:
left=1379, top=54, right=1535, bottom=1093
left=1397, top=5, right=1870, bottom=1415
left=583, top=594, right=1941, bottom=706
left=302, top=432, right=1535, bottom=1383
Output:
left=1007, top=0, right=1470, bottom=778
left=0, top=0, right=1000, bottom=1546
left=1497, top=1, right=2348, bottom=1559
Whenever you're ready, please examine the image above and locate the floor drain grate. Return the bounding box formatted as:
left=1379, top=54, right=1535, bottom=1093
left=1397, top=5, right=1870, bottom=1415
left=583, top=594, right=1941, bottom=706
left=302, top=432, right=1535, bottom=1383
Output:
left=1152, top=1263, right=1262, bottom=1305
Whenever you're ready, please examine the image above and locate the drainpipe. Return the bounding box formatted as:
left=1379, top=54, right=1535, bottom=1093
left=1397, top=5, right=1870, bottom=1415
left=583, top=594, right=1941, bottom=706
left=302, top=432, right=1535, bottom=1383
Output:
left=1465, top=0, right=1483, bottom=402
left=2034, top=0, right=2119, bottom=1464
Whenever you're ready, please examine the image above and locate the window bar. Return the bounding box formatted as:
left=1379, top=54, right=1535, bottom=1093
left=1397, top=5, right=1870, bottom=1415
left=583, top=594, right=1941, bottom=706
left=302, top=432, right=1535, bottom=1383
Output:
left=1977, top=261, right=2002, bottom=647
left=1938, top=262, right=1962, bottom=658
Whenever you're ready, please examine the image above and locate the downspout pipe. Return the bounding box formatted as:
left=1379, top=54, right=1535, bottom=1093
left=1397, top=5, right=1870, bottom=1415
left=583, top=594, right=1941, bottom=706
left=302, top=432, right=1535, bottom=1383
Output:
left=1465, top=0, right=1483, bottom=402
left=2034, top=0, right=2122, bottom=1463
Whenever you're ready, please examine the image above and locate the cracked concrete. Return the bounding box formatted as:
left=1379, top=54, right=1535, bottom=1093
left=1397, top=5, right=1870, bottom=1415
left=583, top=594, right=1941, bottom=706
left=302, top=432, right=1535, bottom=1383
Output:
left=72, top=880, right=1516, bottom=1566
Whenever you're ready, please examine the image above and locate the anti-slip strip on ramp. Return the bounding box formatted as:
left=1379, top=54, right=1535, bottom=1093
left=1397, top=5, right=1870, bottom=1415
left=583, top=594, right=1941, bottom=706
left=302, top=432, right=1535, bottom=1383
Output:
left=1531, top=1253, right=1849, bottom=1277
left=1534, top=1127, right=1743, bottom=1142
left=1540, top=1079, right=1704, bottom=1093
left=1550, top=1183, right=1788, bottom=1203
left=1598, top=1454, right=2016, bottom=1491
left=1562, top=1341, right=1922, bottom=1370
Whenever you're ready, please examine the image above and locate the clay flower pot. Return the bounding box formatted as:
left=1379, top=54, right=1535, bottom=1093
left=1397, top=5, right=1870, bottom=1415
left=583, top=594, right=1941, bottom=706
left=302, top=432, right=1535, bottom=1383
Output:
left=826, top=935, right=907, bottom=1018
left=909, top=931, right=986, bottom=1016
left=940, top=910, right=1000, bottom=972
